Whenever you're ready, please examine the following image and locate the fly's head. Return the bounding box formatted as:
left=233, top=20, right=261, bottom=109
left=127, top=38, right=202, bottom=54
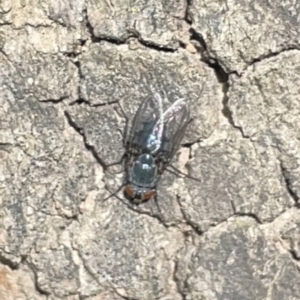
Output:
left=124, top=153, right=158, bottom=203
left=124, top=185, right=156, bottom=204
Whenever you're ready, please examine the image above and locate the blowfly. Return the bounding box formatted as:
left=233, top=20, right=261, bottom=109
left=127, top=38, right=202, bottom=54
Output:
left=123, top=93, right=190, bottom=204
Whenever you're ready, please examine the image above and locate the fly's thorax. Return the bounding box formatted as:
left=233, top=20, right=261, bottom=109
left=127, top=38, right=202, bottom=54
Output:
left=128, top=153, right=158, bottom=187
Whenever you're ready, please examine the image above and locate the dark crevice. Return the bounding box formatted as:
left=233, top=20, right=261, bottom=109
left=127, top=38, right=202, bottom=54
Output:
left=176, top=195, right=204, bottom=236
left=288, top=249, right=300, bottom=262
left=136, top=38, right=176, bottom=53
left=114, top=293, right=140, bottom=300
left=172, top=255, right=190, bottom=300
left=181, top=118, right=203, bottom=148
left=69, top=98, right=119, bottom=107
left=204, top=57, right=228, bottom=83
left=69, top=98, right=90, bottom=106
left=63, top=46, right=86, bottom=58
left=249, top=46, right=300, bottom=66
left=189, top=28, right=207, bottom=52
left=178, top=40, right=188, bottom=50
left=90, top=33, right=126, bottom=45
left=69, top=60, right=119, bottom=107
left=173, top=259, right=187, bottom=300
left=181, top=139, right=201, bottom=148
left=24, top=23, right=52, bottom=29
left=64, top=213, right=80, bottom=222
left=25, top=260, right=51, bottom=296
left=64, top=111, right=108, bottom=170
left=39, top=96, right=69, bottom=103
left=69, top=52, right=119, bottom=107
left=187, top=28, right=250, bottom=139
left=84, top=8, right=176, bottom=53
left=0, top=252, right=19, bottom=270
left=221, top=81, right=248, bottom=138
left=230, top=201, right=262, bottom=224
left=0, top=22, right=12, bottom=26
left=64, top=52, right=78, bottom=58
left=199, top=54, right=249, bottom=138
left=84, top=8, right=125, bottom=45
left=184, top=0, right=193, bottom=25
left=280, top=162, right=299, bottom=203
left=222, top=84, right=251, bottom=138
left=233, top=212, right=262, bottom=224
left=73, top=60, right=82, bottom=77
left=0, top=142, right=13, bottom=152
left=79, top=38, right=88, bottom=47
left=73, top=60, right=83, bottom=102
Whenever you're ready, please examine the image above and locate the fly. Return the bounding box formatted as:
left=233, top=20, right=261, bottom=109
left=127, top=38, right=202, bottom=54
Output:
left=123, top=93, right=190, bottom=204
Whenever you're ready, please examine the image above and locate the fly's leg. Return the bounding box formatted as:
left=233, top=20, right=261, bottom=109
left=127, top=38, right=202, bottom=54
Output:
left=116, top=101, right=130, bottom=147
left=166, top=164, right=202, bottom=183
left=153, top=192, right=163, bottom=217
left=106, top=154, right=125, bottom=167
left=102, top=148, right=126, bottom=175
left=103, top=183, right=126, bottom=202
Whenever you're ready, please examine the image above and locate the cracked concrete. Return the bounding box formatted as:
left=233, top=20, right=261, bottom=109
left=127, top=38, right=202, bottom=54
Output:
left=0, top=0, right=300, bottom=299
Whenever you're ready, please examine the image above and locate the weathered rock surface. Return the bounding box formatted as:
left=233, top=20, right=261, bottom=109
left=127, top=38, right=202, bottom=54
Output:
left=189, top=0, right=300, bottom=73
left=0, top=0, right=299, bottom=299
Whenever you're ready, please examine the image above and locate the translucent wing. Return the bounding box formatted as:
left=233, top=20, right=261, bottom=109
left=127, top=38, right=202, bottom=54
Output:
left=125, top=93, right=164, bottom=153
left=157, top=98, right=190, bottom=164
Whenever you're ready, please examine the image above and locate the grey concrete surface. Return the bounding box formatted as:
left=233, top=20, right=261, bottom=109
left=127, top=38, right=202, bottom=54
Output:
left=0, top=0, right=299, bottom=299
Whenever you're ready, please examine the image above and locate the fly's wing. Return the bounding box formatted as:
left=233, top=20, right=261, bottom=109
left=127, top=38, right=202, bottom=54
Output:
left=125, top=93, right=164, bottom=153
left=158, top=98, right=190, bottom=165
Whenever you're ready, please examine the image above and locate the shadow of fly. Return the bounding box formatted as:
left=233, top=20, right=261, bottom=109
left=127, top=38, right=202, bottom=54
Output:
left=117, top=92, right=191, bottom=204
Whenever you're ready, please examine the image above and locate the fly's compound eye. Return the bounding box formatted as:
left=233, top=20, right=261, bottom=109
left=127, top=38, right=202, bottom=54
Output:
left=124, top=185, right=135, bottom=200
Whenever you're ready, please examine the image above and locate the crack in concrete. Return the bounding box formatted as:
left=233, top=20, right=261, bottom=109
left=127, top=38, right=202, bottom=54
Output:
left=184, top=0, right=192, bottom=25
left=64, top=110, right=108, bottom=170
left=199, top=55, right=250, bottom=139
left=189, top=28, right=207, bottom=53
left=176, top=195, right=204, bottom=236
left=249, top=46, right=300, bottom=66
left=68, top=59, right=120, bottom=107
left=23, top=260, right=51, bottom=296
left=280, top=162, right=299, bottom=204
left=72, top=248, right=103, bottom=298
left=35, top=95, right=69, bottom=104
left=183, top=25, right=251, bottom=140
left=172, top=258, right=187, bottom=300
left=288, top=249, right=300, bottom=262
left=0, top=252, right=20, bottom=270
left=176, top=193, right=265, bottom=240
left=83, top=8, right=178, bottom=53
left=114, top=292, right=140, bottom=300
left=230, top=200, right=262, bottom=224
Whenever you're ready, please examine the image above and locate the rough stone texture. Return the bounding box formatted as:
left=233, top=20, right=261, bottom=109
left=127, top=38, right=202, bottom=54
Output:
left=0, top=0, right=300, bottom=299
left=86, top=0, right=188, bottom=49
left=189, top=0, right=300, bottom=73
left=179, top=129, right=293, bottom=232
left=73, top=197, right=184, bottom=299
left=228, top=51, right=300, bottom=204
left=176, top=216, right=300, bottom=300
left=0, top=27, right=79, bottom=102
